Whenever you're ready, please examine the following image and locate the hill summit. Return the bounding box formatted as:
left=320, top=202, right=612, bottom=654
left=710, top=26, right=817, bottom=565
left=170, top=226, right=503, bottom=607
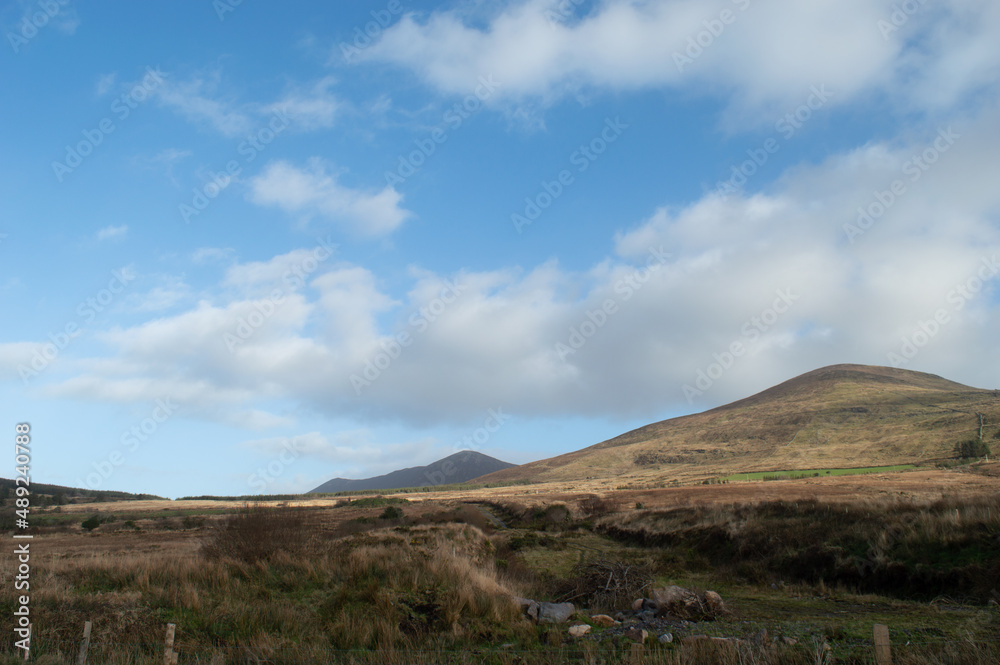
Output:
left=308, top=450, right=514, bottom=494
left=475, top=364, right=999, bottom=486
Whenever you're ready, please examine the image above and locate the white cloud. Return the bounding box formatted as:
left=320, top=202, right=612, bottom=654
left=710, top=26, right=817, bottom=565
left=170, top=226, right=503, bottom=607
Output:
left=191, top=247, right=236, bottom=264
left=96, top=225, right=128, bottom=241
left=265, top=76, right=341, bottom=131
left=155, top=71, right=345, bottom=136
left=249, top=158, right=412, bottom=236
left=128, top=275, right=191, bottom=312
left=28, top=103, right=1000, bottom=428
left=357, top=0, right=999, bottom=120
left=154, top=71, right=256, bottom=137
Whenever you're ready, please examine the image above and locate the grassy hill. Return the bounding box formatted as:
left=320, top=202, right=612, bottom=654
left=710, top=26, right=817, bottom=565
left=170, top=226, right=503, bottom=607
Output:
left=0, top=477, right=165, bottom=504
left=476, top=364, right=1000, bottom=486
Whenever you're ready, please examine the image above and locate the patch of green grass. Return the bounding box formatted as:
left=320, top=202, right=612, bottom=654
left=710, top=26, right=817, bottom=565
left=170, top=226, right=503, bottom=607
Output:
left=723, top=464, right=917, bottom=481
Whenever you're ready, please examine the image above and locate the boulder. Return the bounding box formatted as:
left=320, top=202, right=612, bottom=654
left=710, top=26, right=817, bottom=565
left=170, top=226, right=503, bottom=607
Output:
left=568, top=624, right=591, bottom=638
left=538, top=602, right=576, bottom=624
left=648, top=586, right=728, bottom=620
left=590, top=614, right=617, bottom=627
left=704, top=590, right=727, bottom=615
left=658, top=633, right=674, bottom=644
left=632, top=597, right=645, bottom=612
left=650, top=585, right=702, bottom=618
left=513, top=596, right=539, bottom=621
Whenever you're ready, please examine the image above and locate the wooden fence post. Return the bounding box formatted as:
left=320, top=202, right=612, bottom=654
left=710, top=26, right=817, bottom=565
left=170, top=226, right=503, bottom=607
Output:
left=163, top=623, right=177, bottom=665
left=76, top=621, right=92, bottom=665
left=873, top=624, right=892, bottom=665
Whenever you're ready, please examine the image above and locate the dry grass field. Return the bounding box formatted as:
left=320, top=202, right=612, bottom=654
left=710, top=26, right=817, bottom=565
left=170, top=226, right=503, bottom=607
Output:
left=2, top=464, right=998, bottom=664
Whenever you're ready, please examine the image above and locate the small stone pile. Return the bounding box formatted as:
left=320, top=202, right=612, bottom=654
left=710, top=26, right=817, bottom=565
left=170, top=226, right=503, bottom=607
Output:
left=513, top=585, right=729, bottom=644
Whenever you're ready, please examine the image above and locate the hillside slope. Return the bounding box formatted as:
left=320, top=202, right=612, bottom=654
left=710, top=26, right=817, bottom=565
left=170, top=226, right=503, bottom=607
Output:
left=476, top=364, right=1000, bottom=486
left=308, top=450, right=515, bottom=494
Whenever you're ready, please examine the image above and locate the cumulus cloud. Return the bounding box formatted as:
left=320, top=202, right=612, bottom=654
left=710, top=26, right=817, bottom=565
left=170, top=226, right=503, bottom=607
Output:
left=31, top=102, right=1000, bottom=427
left=356, top=0, right=999, bottom=120
left=249, top=159, right=412, bottom=236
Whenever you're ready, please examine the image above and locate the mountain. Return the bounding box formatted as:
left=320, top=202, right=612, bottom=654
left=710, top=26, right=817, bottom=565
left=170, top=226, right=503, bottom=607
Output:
left=308, top=451, right=515, bottom=494
left=474, top=364, right=1000, bottom=486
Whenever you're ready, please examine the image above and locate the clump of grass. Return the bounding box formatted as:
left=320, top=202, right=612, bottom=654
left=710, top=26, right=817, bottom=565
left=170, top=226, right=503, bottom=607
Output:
left=201, top=502, right=308, bottom=563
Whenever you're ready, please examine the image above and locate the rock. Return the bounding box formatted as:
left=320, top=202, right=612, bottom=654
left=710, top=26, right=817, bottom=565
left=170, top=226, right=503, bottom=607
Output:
left=650, top=586, right=703, bottom=619
left=568, top=624, right=591, bottom=638
left=538, top=602, right=575, bottom=624
left=624, top=628, right=648, bottom=643
left=704, top=590, right=727, bottom=615
left=649, top=586, right=728, bottom=620
left=753, top=628, right=769, bottom=645
left=639, top=610, right=656, bottom=623
left=590, top=614, right=616, bottom=627
left=632, top=598, right=645, bottom=612
left=614, top=611, right=628, bottom=622
left=658, top=632, right=674, bottom=644
left=781, top=636, right=798, bottom=646
left=513, top=596, right=539, bottom=621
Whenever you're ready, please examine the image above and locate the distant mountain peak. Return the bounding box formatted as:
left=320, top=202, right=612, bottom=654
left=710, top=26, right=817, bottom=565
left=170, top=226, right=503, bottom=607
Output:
left=308, top=450, right=514, bottom=494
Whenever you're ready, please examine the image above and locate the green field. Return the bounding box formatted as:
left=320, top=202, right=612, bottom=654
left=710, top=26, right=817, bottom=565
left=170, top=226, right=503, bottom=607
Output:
left=723, top=464, right=918, bottom=482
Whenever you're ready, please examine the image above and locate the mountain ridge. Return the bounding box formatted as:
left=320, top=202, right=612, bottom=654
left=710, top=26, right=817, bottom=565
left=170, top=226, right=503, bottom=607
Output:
left=474, top=364, right=999, bottom=486
left=308, top=450, right=515, bottom=494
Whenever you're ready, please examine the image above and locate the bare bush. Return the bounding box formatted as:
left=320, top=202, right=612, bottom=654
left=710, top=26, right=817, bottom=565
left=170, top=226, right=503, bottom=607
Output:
left=554, top=559, right=653, bottom=612
left=201, top=502, right=308, bottom=563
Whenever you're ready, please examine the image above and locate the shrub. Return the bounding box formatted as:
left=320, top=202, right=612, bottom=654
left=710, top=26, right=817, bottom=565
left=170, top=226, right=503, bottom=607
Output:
left=955, top=439, right=992, bottom=459
left=380, top=506, right=404, bottom=520
left=201, top=502, right=307, bottom=563
left=578, top=494, right=621, bottom=517
left=81, top=515, right=101, bottom=531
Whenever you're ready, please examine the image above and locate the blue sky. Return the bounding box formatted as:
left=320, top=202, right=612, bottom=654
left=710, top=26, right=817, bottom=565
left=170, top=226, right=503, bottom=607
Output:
left=2, top=0, right=998, bottom=498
